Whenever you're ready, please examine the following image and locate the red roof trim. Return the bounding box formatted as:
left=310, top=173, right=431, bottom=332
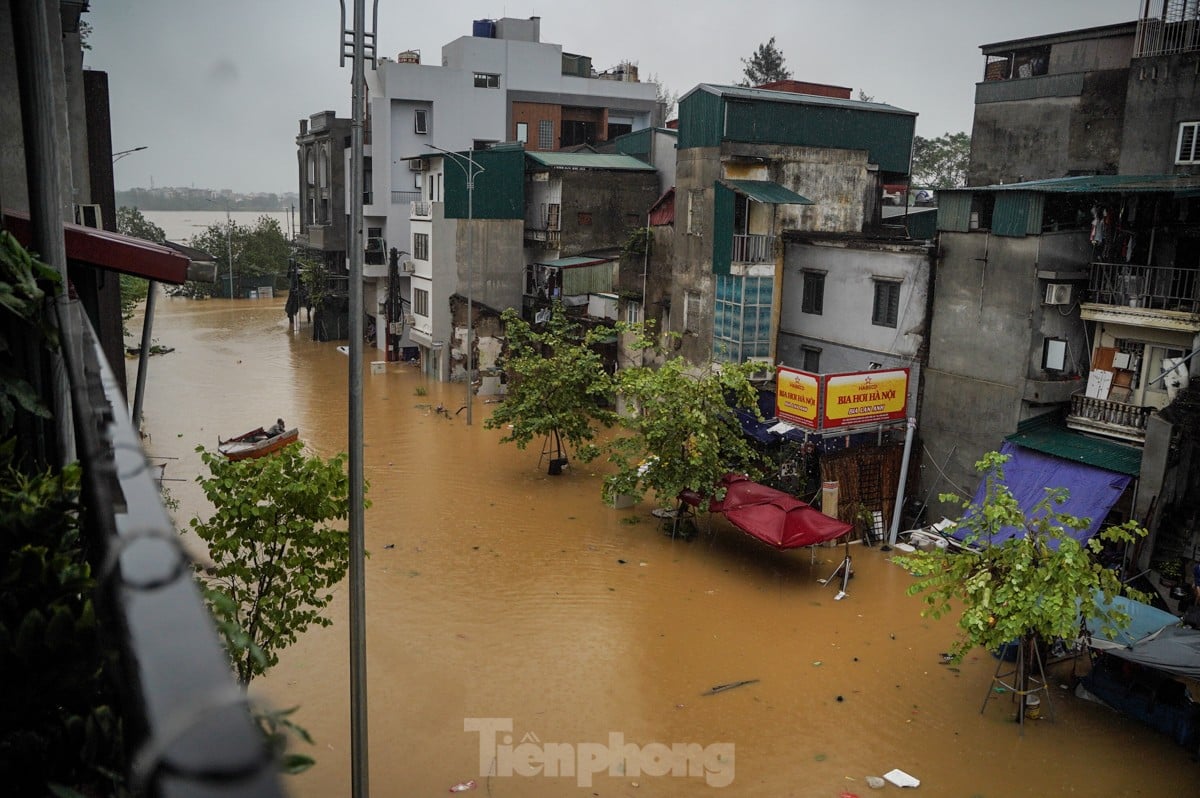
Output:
left=4, top=209, right=192, bottom=285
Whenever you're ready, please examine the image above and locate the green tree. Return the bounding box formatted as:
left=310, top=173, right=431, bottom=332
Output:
left=189, top=215, right=289, bottom=298
left=189, top=443, right=354, bottom=685
left=739, top=37, right=791, bottom=87
left=911, top=132, right=970, bottom=189
left=604, top=358, right=767, bottom=506
left=116, top=206, right=165, bottom=326
left=485, top=305, right=619, bottom=467
left=0, top=231, right=61, bottom=435
left=895, top=451, right=1146, bottom=666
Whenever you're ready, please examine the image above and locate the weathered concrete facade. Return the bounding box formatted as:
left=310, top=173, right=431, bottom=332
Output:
left=777, top=235, right=932, bottom=419
left=552, top=169, right=659, bottom=257
left=1119, top=51, right=1200, bottom=174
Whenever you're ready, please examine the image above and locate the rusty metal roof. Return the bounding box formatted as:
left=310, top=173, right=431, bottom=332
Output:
left=963, top=174, right=1200, bottom=196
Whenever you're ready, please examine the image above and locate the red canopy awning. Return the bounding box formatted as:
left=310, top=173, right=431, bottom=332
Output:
left=4, top=209, right=192, bottom=285
left=709, top=474, right=852, bottom=550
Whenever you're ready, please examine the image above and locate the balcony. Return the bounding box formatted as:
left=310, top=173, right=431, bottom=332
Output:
left=1065, top=393, right=1153, bottom=444
left=411, top=200, right=431, bottom=219
left=392, top=190, right=421, bottom=205
left=1135, top=13, right=1200, bottom=57
left=1081, top=262, right=1200, bottom=331
left=732, top=233, right=775, bottom=264
left=524, top=228, right=561, bottom=249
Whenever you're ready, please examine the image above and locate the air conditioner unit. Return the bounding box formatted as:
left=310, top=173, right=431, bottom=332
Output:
left=74, top=203, right=102, bottom=229
left=401, top=260, right=415, bottom=273
left=747, top=356, right=774, bottom=382
left=1044, top=283, right=1072, bottom=305
left=408, top=158, right=426, bottom=172
left=404, top=314, right=416, bottom=326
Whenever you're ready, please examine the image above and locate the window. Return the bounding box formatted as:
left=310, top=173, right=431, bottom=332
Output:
left=625, top=301, right=643, bottom=324
left=1177, top=122, right=1199, bottom=165
left=683, top=290, right=702, bottom=333
left=872, top=279, right=902, bottom=328
left=472, top=140, right=496, bottom=151
left=516, top=122, right=528, bottom=143
left=801, top=271, right=825, bottom=315
left=801, top=346, right=821, bottom=373
left=473, top=72, right=500, bottom=88
left=545, top=203, right=561, bottom=230
left=413, top=287, right=429, bottom=317
left=414, top=109, right=428, bottom=134
left=413, top=232, right=429, bottom=261
left=538, top=119, right=554, bottom=150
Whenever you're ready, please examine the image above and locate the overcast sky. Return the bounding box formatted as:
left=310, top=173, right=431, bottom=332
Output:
left=87, top=0, right=1139, bottom=195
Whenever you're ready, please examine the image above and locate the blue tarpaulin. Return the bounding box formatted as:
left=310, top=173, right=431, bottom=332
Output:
left=954, top=441, right=1131, bottom=547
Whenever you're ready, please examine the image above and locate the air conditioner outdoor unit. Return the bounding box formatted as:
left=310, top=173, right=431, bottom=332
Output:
left=401, top=260, right=415, bottom=273
left=408, top=158, right=426, bottom=172
left=1044, top=283, right=1072, bottom=305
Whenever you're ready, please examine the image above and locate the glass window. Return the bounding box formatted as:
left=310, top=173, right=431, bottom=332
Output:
left=413, top=287, right=429, bottom=317
left=538, top=120, right=554, bottom=150
left=802, top=346, right=821, bottom=373
left=802, top=271, right=825, bottom=315
left=516, top=122, right=528, bottom=143
left=414, top=109, right=428, bottom=134
left=413, top=232, right=429, bottom=261
left=872, top=279, right=901, bottom=327
left=473, top=72, right=500, bottom=88
left=1177, top=122, right=1199, bottom=165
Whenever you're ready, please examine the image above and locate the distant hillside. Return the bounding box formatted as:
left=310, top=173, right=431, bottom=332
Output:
left=116, top=188, right=298, bottom=212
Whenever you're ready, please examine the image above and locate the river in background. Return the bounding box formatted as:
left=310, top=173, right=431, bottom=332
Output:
left=130, top=294, right=1198, bottom=797
left=141, top=209, right=295, bottom=244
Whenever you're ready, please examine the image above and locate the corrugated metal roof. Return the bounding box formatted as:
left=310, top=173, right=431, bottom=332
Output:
left=649, top=188, right=675, bottom=226
left=536, top=256, right=615, bottom=268
left=967, top=174, right=1200, bottom=196
left=724, top=179, right=814, bottom=205
left=680, top=83, right=917, bottom=117
left=1005, top=415, right=1143, bottom=477
left=525, top=152, right=656, bottom=171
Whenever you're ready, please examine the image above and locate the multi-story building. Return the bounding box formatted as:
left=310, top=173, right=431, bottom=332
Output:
left=294, top=111, right=352, bottom=339
left=347, top=16, right=661, bottom=353
left=669, top=82, right=917, bottom=368
left=922, top=1, right=1200, bottom=577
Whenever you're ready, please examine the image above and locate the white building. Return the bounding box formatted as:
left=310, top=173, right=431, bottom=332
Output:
left=355, top=16, right=663, bottom=355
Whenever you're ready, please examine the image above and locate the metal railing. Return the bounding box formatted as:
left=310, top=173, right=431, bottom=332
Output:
left=1087, top=262, right=1200, bottom=313
left=524, top=228, right=561, bottom=248
left=391, top=190, right=421, bottom=205
left=1066, top=392, right=1153, bottom=441
left=411, top=200, right=431, bottom=218
left=65, top=303, right=285, bottom=797
left=731, top=233, right=775, bottom=264
left=1135, top=5, right=1200, bottom=57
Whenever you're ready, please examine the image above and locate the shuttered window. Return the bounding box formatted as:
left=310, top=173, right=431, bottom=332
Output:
left=1177, top=122, right=1200, bottom=165
left=872, top=279, right=901, bottom=328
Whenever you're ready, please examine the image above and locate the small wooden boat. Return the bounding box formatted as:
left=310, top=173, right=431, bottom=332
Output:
left=217, top=427, right=299, bottom=461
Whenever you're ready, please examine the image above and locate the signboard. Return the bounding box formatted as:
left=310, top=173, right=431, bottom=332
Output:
left=775, top=367, right=821, bottom=428
left=822, top=369, right=909, bottom=429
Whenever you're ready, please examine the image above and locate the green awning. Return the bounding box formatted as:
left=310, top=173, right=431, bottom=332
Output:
left=1005, top=414, right=1142, bottom=477
left=723, top=179, right=814, bottom=205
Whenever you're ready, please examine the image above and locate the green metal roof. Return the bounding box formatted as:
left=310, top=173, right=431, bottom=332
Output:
left=536, top=256, right=614, bottom=268
left=525, top=152, right=656, bottom=172
left=954, top=174, right=1200, bottom=197
left=681, top=83, right=917, bottom=117
left=724, top=179, right=814, bottom=205
left=1005, top=414, right=1143, bottom=477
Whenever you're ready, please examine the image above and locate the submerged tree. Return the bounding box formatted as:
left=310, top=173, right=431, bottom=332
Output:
left=485, top=305, right=619, bottom=468
left=739, top=37, right=791, bottom=87
left=116, top=206, right=166, bottom=329
left=604, top=357, right=767, bottom=506
left=894, top=451, right=1146, bottom=666
left=190, top=443, right=354, bottom=685
left=189, top=215, right=290, bottom=298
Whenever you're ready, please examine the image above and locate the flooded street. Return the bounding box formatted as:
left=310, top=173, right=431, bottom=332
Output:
left=132, top=295, right=1196, bottom=797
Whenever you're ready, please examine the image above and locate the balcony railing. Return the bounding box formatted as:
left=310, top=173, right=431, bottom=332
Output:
left=1086, top=262, right=1200, bottom=313
left=732, top=233, right=775, bottom=264
left=524, top=228, right=561, bottom=249
left=1066, top=392, right=1153, bottom=443
left=1134, top=14, right=1200, bottom=58
left=391, top=190, right=421, bottom=205
left=411, top=200, right=431, bottom=219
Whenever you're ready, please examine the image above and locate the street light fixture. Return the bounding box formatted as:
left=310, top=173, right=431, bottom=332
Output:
left=112, top=145, right=147, bottom=163
left=425, top=143, right=484, bottom=425
left=206, top=196, right=235, bottom=298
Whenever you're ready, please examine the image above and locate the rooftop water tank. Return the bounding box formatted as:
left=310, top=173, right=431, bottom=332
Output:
left=472, top=19, right=495, bottom=38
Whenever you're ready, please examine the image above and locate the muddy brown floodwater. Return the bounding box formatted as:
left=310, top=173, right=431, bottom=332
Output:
left=133, top=295, right=1196, bottom=797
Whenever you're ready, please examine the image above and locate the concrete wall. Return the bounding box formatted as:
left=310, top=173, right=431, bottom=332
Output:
left=969, top=69, right=1128, bottom=186
left=670, top=146, right=722, bottom=363
left=458, top=216, right=525, bottom=315
left=557, top=170, right=659, bottom=256
left=1119, top=53, right=1200, bottom=175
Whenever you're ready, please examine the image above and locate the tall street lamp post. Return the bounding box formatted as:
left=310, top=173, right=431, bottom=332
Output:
left=206, top=196, right=235, bottom=298
left=425, top=144, right=484, bottom=425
